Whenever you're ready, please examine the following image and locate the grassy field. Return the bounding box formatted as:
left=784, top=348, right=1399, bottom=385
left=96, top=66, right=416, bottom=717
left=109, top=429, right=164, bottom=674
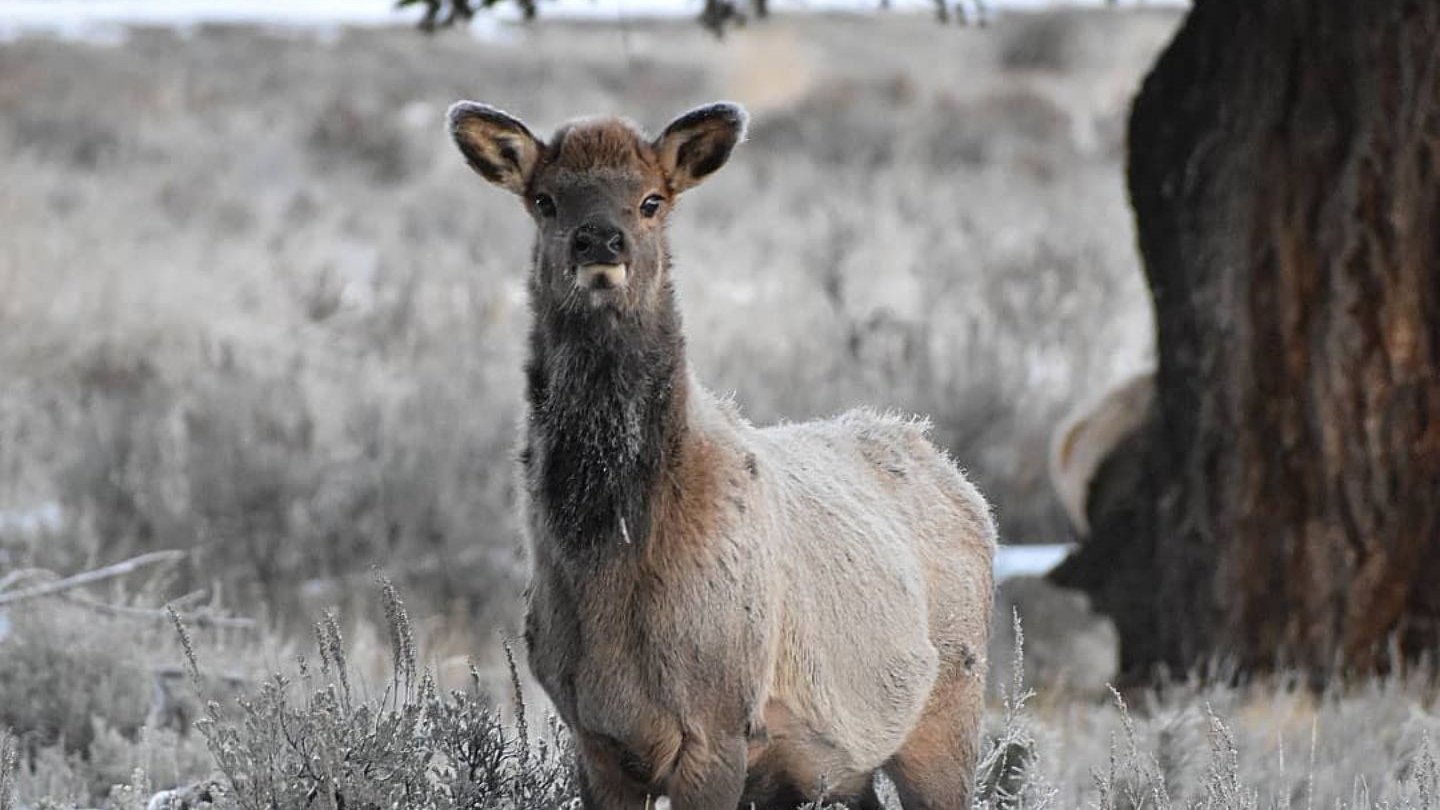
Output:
left=6, top=596, right=1440, bottom=809
left=7, top=9, right=1433, bottom=810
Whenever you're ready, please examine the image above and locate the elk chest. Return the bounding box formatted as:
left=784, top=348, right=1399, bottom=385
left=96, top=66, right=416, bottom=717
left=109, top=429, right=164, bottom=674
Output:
left=524, top=509, right=773, bottom=781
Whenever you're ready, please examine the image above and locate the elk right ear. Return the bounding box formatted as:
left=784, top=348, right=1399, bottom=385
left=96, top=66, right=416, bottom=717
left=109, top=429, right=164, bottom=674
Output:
left=655, top=102, right=748, bottom=194
left=447, top=102, right=544, bottom=195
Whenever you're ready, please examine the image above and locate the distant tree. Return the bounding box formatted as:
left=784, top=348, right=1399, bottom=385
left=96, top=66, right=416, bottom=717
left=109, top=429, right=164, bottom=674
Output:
left=397, top=0, right=533, bottom=30
left=397, top=0, right=990, bottom=34
left=1054, top=0, right=1440, bottom=678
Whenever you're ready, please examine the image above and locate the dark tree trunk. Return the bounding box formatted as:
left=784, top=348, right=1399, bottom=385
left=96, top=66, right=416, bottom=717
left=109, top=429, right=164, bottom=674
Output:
left=1055, top=0, right=1440, bottom=677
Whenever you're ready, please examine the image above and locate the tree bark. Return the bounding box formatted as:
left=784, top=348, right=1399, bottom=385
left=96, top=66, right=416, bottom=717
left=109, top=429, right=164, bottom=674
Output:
left=1054, top=0, right=1440, bottom=676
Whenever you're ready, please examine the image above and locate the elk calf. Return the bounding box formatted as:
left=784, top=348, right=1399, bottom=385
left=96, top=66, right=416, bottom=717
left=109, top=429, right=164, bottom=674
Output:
left=447, top=100, right=996, bottom=810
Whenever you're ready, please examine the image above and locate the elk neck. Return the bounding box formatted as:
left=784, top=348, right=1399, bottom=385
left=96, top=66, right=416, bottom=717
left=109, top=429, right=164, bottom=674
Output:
left=522, top=272, right=691, bottom=554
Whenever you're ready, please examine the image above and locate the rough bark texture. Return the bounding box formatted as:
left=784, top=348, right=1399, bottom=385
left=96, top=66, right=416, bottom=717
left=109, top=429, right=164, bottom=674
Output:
left=1055, top=0, right=1440, bottom=676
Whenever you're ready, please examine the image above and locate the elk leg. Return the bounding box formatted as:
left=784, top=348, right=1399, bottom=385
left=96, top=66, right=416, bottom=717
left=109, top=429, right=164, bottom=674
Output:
left=746, top=782, right=882, bottom=810
left=818, top=776, right=884, bottom=810
left=883, top=669, right=984, bottom=810
left=738, top=775, right=808, bottom=810
left=666, top=734, right=748, bottom=810
left=576, top=737, right=656, bottom=810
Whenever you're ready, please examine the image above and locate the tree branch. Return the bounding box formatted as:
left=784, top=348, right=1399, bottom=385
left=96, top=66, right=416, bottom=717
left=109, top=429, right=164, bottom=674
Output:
left=0, top=568, right=52, bottom=593
left=0, top=550, right=186, bottom=607
left=58, top=591, right=257, bottom=629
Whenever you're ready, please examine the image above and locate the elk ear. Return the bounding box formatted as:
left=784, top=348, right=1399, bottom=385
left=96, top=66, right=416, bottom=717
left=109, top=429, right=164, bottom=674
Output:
left=448, top=101, right=544, bottom=195
left=654, top=102, right=748, bottom=194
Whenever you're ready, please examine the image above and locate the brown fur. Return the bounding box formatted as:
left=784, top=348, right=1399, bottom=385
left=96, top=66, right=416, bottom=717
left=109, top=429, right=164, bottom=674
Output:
left=447, top=101, right=996, bottom=810
left=550, top=121, right=663, bottom=176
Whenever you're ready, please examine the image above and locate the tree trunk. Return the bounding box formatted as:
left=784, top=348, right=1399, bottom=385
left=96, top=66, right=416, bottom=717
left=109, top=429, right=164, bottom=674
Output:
left=1054, top=0, right=1440, bottom=677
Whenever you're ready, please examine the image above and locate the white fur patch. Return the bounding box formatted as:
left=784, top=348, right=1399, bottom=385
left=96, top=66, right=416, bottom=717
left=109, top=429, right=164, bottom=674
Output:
left=577, top=263, right=628, bottom=290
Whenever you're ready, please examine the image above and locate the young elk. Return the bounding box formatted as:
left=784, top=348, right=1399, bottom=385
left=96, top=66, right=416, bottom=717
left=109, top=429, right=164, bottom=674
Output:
left=447, top=101, right=996, bottom=810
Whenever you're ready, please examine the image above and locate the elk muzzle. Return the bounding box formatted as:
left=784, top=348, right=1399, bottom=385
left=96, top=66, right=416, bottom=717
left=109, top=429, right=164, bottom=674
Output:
left=570, top=220, right=631, bottom=294
left=571, top=221, right=627, bottom=266
left=576, top=263, right=629, bottom=291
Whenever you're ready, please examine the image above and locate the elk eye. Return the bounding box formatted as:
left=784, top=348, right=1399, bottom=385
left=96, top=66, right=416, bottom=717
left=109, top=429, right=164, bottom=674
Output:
left=639, top=194, right=664, bottom=218
left=533, top=193, right=556, bottom=218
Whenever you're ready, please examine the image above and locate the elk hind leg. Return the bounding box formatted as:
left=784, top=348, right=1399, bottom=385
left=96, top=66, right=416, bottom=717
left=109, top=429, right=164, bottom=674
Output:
left=883, top=670, right=983, bottom=810
left=836, top=776, right=884, bottom=810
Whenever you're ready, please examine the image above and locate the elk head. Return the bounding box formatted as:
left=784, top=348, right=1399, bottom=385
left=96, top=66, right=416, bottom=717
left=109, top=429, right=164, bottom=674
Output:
left=447, top=101, right=747, bottom=322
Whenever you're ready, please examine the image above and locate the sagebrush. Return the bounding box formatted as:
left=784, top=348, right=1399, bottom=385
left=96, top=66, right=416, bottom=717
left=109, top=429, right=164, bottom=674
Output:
left=171, top=584, right=579, bottom=810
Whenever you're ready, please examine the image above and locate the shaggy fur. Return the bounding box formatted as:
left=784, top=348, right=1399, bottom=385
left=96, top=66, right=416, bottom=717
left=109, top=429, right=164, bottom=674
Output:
left=448, top=100, right=996, bottom=810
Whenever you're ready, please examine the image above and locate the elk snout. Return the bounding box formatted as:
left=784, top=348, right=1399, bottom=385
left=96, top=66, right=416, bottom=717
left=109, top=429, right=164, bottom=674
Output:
left=571, top=222, right=627, bottom=267
left=571, top=221, right=629, bottom=292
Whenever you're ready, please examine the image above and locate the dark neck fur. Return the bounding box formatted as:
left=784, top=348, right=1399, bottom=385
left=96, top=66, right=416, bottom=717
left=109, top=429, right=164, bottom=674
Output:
left=523, top=279, right=688, bottom=553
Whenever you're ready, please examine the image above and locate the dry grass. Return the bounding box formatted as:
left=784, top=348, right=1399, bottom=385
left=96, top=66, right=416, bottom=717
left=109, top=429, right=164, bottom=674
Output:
left=2, top=584, right=1439, bottom=807
left=1011, top=675, right=1440, bottom=809
left=0, top=602, right=257, bottom=806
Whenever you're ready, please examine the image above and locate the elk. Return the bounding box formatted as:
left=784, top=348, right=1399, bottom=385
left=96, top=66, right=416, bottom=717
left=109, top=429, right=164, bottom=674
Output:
left=446, top=100, right=996, bottom=810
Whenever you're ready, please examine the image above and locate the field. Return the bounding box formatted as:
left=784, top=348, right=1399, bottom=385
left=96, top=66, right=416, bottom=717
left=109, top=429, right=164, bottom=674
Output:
left=1, top=8, right=1436, bottom=809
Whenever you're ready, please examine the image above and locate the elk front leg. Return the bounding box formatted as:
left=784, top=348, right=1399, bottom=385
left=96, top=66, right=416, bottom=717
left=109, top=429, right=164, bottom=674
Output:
left=575, top=734, right=657, bottom=810
left=578, top=766, right=652, bottom=810
left=665, top=733, right=747, bottom=810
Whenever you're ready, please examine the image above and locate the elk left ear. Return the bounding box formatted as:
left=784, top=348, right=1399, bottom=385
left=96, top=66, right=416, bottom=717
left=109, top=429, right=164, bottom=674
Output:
left=654, top=102, right=748, bottom=194
left=448, top=101, right=544, bottom=196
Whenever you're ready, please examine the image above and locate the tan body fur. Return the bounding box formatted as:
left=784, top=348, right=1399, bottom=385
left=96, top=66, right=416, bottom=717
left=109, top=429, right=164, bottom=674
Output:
left=446, top=100, right=996, bottom=809
left=526, top=389, right=995, bottom=808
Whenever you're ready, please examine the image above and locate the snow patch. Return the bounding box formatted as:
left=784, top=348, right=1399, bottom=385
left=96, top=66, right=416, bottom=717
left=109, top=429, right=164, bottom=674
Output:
left=994, top=542, right=1073, bottom=581
left=0, top=501, right=64, bottom=537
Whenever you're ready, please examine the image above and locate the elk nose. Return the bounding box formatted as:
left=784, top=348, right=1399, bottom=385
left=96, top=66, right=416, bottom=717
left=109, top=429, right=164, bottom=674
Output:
left=571, top=222, right=626, bottom=266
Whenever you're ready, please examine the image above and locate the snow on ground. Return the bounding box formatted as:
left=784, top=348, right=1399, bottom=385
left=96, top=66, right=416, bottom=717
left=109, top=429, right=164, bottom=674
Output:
left=0, top=501, right=63, bottom=537
left=993, top=543, right=1074, bottom=581
left=0, top=0, right=1185, bottom=42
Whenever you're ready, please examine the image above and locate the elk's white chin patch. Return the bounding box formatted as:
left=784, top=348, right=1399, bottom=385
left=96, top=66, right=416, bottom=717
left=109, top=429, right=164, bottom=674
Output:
left=576, top=263, right=628, bottom=291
